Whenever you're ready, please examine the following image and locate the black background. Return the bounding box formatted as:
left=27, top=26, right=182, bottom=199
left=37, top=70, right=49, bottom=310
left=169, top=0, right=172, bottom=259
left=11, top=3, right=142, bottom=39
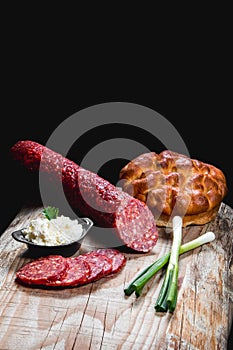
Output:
left=2, top=64, right=232, bottom=233
left=1, top=12, right=232, bottom=348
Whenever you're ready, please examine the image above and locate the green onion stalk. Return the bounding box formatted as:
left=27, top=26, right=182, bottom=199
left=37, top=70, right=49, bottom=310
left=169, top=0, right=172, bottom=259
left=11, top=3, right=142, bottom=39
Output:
left=124, top=217, right=215, bottom=312
left=155, top=215, right=182, bottom=312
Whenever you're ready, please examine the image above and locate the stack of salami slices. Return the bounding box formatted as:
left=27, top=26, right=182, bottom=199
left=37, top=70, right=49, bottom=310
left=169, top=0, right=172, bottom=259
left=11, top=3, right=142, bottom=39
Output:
left=16, top=249, right=126, bottom=288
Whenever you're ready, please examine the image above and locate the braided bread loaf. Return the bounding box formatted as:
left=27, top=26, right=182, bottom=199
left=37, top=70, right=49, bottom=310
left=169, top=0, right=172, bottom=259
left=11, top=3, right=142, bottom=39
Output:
left=119, top=150, right=228, bottom=227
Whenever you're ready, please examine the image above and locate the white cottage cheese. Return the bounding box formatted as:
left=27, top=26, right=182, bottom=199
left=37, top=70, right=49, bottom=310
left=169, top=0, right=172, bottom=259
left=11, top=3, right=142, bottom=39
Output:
left=22, top=215, right=83, bottom=246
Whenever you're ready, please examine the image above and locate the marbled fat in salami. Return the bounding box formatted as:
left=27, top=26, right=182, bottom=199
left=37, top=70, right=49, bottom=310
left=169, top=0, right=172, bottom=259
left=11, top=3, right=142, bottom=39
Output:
left=11, top=140, right=158, bottom=252
left=95, top=248, right=126, bottom=274
left=44, top=256, right=90, bottom=287
left=81, top=252, right=113, bottom=282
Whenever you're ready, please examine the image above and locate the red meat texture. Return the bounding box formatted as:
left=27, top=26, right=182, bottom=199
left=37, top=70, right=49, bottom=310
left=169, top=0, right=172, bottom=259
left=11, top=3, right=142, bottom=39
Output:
left=16, top=249, right=127, bottom=288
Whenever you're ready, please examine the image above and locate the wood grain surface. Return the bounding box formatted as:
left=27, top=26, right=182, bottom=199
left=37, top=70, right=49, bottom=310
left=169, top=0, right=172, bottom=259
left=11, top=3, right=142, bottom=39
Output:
left=0, top=203, right=232, bottom=350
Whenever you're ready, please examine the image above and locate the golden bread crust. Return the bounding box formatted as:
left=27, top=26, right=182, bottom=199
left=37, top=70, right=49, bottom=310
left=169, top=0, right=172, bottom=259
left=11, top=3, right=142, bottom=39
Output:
left=119, top=150, right=228, bottom=227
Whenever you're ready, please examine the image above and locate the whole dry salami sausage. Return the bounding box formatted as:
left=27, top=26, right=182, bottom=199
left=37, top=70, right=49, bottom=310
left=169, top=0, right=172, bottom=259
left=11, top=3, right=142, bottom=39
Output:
left=16, top=255, right=68, bottom=285
left=11, top=140, right=159, bottom=252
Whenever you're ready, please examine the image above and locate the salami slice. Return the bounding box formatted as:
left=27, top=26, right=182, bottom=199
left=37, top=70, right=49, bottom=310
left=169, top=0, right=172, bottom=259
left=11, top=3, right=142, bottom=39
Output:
left=16, top=255, right=68, bottom=285
left=95, top=248, right=126, bottom=274
left=81, top=252, right=113, bottom=282
left=44, top=256, right=90, bottom=287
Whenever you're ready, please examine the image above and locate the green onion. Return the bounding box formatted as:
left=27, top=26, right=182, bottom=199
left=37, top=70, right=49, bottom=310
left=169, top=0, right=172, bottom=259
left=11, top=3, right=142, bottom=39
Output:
left=155, top=215, right=182, bottom=312
left=124, top=224, right=215, bottom=311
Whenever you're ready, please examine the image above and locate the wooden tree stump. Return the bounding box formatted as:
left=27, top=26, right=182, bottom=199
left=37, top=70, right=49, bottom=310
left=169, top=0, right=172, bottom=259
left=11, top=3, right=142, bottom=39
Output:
left=0, top=203, right=232, bottom=349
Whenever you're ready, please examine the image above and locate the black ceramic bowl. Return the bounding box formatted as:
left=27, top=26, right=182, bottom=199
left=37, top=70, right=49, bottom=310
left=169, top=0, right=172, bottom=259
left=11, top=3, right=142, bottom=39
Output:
left=12, top=217, right=93, bottom=258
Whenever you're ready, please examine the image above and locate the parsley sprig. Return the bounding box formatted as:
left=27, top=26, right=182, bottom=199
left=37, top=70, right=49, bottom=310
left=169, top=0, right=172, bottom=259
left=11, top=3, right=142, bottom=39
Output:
left=42, top=206, right=59, bottom=220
